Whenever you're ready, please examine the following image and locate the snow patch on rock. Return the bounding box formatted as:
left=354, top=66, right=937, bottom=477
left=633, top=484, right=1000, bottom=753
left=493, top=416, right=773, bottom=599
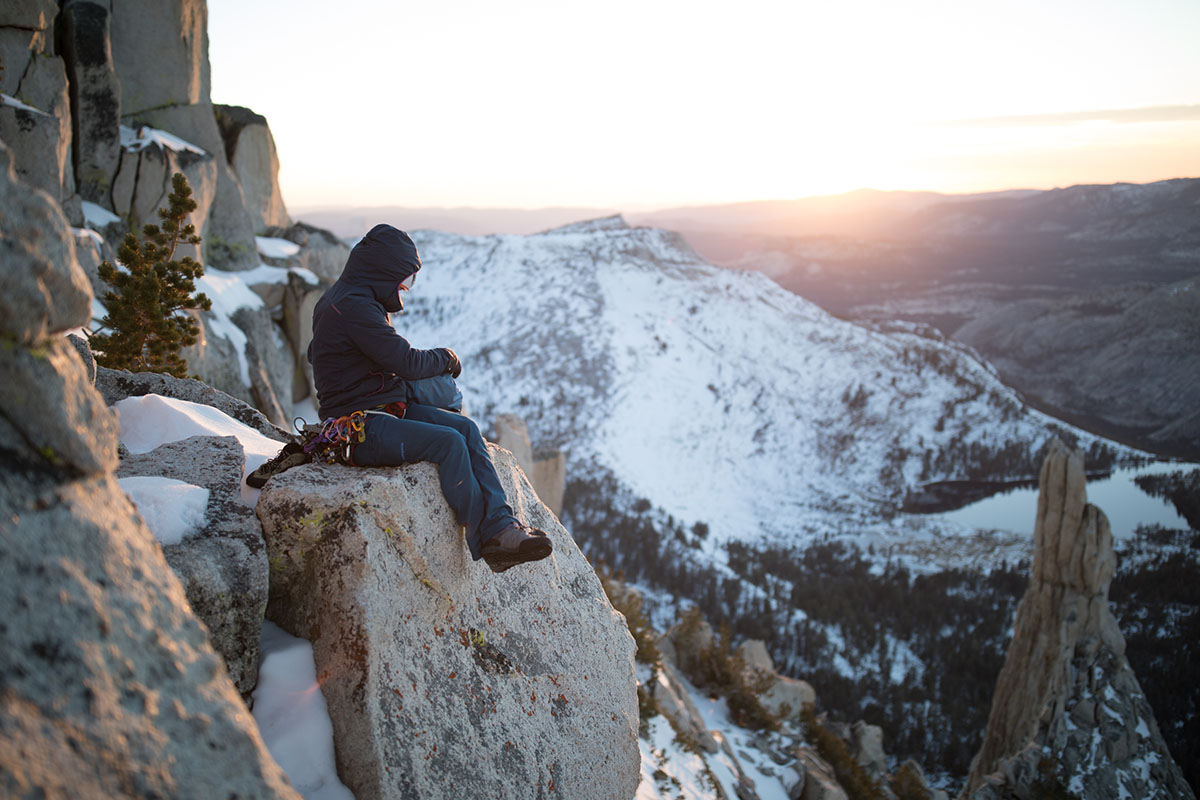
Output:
left=114, top=393, right=283, bottom=505
left=119, top=123, right=206, bottom=155
left=196, top=267, right=266, bottom=386
left=253, top=622, right=355, bottom=800
left=256, top=236, right=301, bottom=259
left=116, top=475, right=209, bottom=545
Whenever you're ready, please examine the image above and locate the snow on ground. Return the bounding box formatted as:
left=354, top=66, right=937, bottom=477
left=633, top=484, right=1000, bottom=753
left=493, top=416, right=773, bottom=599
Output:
left=116, top=476, right=208, bottom=545
left=237, top=262, right=321, bottom=287
left=196, top=268, right=266, bottom=386
left=638, top=714, right=719, bottom=800
left=113, top=393, right=283, bottom=505
left=256, top=236, right=302, bottom=259
left=634, top=662, right=798, bottom=800
left=253, top=622, right=354, bottom=800
left=690, top=690, right=794, bottom=800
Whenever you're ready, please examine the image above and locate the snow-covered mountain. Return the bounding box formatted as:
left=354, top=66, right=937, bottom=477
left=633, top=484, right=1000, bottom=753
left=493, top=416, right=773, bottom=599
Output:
left=397, top=216, right=1131, bottom=563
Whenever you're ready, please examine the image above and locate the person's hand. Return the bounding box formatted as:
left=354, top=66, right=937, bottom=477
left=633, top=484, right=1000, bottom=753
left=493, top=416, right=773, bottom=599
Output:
left=444, top=348, right=462, bottom=378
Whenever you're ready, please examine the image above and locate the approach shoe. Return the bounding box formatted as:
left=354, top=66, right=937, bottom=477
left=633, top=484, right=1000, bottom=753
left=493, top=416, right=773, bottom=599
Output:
left=480, top=523, right=553, bottom=574
left=246, top=442, right=310, bottom=488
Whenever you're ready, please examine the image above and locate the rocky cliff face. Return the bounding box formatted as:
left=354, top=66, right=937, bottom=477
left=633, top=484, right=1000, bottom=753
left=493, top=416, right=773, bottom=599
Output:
left=0, top=0, right=250, bottom=263
left=215, top=104, right=290, bottom=232
left=256, top=449, right=641, bottom=800
left=0, top=141, right=298, bottom=799
left=1, top=0, right=358, bottom=426
left=109, top=0, right=258, bottom=268
left=964, top=439, right=1194, bottom=799
left=116, top=434, right=270, bottom=696
left=0, top=0, right=73, bottom=215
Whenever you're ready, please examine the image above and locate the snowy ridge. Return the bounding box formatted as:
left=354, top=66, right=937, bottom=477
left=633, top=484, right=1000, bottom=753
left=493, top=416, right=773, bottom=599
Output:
left=398, top=222, right=1133, bottom=559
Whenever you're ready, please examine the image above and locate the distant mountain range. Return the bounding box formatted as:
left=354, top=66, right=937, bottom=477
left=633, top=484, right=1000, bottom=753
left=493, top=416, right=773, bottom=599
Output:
left=397, top=216, right=1131, bottom=564
left=293, top=186, right=1059, bottom=240
left=627, top=187, right=1045, bottom=239
left=290, top=204, right=620, bottom=238
left=298, top=178, right=1200, bottom=459
left=662, top=179, right=1200, bottom=459
left=378, top=211, right=1194, bottom=791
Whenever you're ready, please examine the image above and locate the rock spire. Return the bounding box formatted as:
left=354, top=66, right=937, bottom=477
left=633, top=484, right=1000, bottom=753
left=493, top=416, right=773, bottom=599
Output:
left=964, top=439, right=1193, bottom=799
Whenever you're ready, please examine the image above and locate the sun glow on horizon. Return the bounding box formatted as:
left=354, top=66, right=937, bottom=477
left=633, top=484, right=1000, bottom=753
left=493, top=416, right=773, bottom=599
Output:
left=208, top=0, right=1200, bottom=210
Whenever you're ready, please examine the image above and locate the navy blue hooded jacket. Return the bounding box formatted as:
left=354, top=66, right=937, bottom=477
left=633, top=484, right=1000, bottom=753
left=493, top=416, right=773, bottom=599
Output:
left=308, top=224, right=452, bottom=419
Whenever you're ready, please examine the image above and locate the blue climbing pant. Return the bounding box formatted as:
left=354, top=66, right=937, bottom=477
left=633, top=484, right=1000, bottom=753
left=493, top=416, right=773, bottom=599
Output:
left=350, top=404, right=516, bottom=560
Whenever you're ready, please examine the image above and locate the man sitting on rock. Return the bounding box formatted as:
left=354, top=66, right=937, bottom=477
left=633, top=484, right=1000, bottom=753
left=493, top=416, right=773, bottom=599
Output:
left=282, top=223, right=552, bottom=574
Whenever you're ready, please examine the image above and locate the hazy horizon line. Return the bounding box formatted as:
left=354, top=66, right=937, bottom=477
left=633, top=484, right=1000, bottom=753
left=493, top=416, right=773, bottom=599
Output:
left=289, top=175, right=1198, bottom=216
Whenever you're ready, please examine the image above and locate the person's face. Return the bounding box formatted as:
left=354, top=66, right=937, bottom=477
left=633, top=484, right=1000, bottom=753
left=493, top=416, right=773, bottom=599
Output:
left=387, top=272, right=416, bottom=312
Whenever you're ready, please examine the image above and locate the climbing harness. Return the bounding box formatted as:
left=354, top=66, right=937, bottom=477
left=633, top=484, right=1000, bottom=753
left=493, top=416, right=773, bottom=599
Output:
left=296, top=402, right=407, bottom=464
left=248, top=399, right=410, bottom=487
left=296, top=410, right=365, bottom=464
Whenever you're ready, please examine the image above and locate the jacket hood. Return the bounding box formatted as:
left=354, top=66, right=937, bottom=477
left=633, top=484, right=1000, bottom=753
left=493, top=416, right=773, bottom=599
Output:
left=339, top=224, right=422, bottom=307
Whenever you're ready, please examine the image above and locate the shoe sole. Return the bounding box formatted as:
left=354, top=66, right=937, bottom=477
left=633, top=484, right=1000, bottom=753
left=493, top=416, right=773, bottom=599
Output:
left=482, top=538, right=553, bottom=573
left=245, top=452, right=310, bottom=488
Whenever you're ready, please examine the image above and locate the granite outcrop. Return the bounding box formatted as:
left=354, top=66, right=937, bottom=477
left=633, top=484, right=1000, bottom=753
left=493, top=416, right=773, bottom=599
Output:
left=0, top=139, right=299, bottom=799
left=117, top=434, right=269, bottom=696
left=1, top=0, right=364, bottom=437
left=257, top=448, right=642, bottom=800
left=963, top=440, right=1194, bottom=799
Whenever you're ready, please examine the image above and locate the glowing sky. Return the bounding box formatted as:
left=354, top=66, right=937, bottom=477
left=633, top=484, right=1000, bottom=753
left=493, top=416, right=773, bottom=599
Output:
left=207, top=0, right=1200, bottom=210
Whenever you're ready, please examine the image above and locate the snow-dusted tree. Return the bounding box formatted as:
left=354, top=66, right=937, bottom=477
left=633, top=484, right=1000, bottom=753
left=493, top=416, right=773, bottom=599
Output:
left=92, top=172, right=212, bottom=377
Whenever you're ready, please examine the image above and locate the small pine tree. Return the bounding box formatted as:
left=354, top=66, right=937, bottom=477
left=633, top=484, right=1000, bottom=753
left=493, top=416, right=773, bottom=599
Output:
left=695, top=623, right=780, bottom=732
left=890, top=761, right=932, bottom=800
left=801, top=706, right=887, bottom=800
left=596, top=565, right=662, bottom=664
left=91, top=172, right=212, bottom=377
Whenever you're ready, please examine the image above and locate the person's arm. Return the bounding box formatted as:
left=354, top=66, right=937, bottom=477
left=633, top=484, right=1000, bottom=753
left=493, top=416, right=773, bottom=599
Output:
left=348, top=309, right=452, bottom=380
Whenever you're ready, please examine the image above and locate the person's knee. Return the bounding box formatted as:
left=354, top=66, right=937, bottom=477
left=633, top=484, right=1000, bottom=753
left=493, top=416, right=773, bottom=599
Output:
left=437, top=412, right=481, bottom=443
left=446, top=416, right=488, bottom=452
left=431, top=429, right=470, bottom=463
left=463, top=419, right=486, bottom=448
